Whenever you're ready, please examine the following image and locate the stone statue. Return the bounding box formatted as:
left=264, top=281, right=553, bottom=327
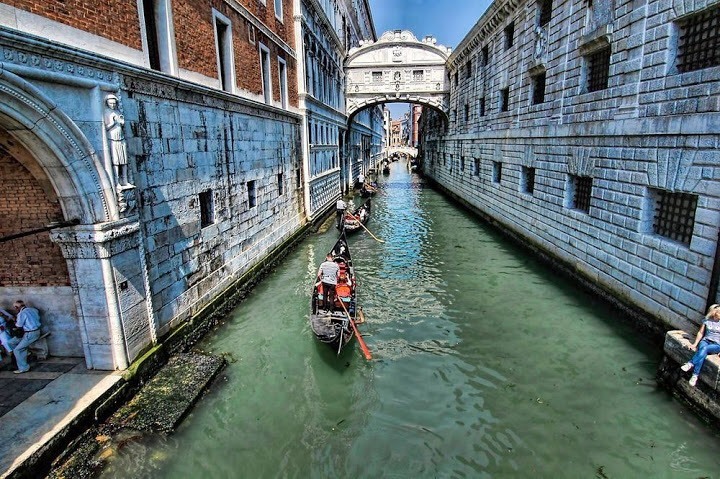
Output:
left=104, top=94, right=131, bottom=186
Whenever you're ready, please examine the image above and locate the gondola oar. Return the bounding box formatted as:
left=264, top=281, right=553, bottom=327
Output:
left=337, top=296, right=372, bottom=360
left=356, top=220, right=385, bottom=243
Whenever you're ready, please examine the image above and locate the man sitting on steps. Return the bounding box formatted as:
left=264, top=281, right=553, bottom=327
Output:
left=12, top=300, right=41, bottom=374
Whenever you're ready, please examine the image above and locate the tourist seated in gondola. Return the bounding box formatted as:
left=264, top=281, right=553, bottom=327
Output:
left=316, top=254, right=339, bottom=313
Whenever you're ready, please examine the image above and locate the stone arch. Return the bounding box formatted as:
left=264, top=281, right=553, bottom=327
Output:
left=345, top=30, right=451, bottom=119
left=0, top=68, right=117, bottom=223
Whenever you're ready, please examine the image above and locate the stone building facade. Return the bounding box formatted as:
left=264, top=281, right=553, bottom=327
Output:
left=0, top=0, right=308, bottom=370
left=419, top=0, right=720, bottom=333
left=295, top=0, right=382, bottom=213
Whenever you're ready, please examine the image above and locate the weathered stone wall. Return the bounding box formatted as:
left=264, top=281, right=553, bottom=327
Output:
left=420, top=0, right=720, bottom=332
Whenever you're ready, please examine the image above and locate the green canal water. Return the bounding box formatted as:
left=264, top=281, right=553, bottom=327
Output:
left=101, top=162, right=720, bottom=478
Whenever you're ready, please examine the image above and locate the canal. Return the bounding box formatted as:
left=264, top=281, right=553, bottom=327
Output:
left=101, top=161, right=720, bottom=478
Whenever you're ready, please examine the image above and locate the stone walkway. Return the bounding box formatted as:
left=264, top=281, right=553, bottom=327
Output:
left=0, top=356, right=122, bottom=478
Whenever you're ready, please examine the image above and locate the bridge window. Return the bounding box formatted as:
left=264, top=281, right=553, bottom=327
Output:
left=504, top=22, right=515, bottom=50
left=646, top=188, right=698, bottom=246
left=532, top=71, right=547, bottom=104
left=492, top=161, right=502, bottom=183
left=413, top=70, right=424, bottom=81
left=676, top=5, right=720, bottom=73
left=500, top=87, right=510, bottom=111
left=372, top=71, right=383, bottom=83
left=538, top=0, right=553, bottom=27
left=585, top=45, right=611, bottom=92
left=199, top=190, right=214, bottom=227
left=568, top=175, right=592, bottom=213
left=521, top=167, right=536, bottom=195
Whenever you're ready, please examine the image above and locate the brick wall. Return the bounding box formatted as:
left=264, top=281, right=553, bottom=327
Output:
left=0, top=152, right=69, bottom=287
left=11, top=0, right=142, bottom=49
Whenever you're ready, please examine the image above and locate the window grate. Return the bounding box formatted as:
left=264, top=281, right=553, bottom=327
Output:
left=532, top=72, right=546, bottom=104
left=587, top=47, right=611, bottom=92
left=653, top=190, right=698, bottom=245
left=539, top=0, right=552, bottom=26
left=678, top=6, right=720, bottom=73
left=572, top=176, right=592, bottom=212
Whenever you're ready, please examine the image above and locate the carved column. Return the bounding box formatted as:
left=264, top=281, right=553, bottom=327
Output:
left=51, top=218, right=151, bottom=370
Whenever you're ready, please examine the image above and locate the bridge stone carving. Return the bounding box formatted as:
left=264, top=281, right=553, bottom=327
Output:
left=345, top=30, right=451, bottom=118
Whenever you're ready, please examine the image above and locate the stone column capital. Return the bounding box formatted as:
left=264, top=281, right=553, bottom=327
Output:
left=50, top=217, right=140, bottom=259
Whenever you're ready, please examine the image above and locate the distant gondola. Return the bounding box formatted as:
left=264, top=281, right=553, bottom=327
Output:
left=382, top=164, right=390, bottom=175
left=310, top=232, right=357, bottom=355
left=343, top=198, right=371, bottom=234
left=359, top=182, right=377, bottom=197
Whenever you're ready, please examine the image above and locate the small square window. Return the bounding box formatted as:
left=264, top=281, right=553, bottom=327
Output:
left=492, top=161, right=502, bottom=183
left=648, top=188, right=698, bottom=245
left=500, top=88, right=510, bottom=111
left=504, top=22, right=515, bottom=50
left=521, top=166, right=536, bottom=194
left=532, top=71, right=547, bottom=105
left=199, top=190, right=214, bottom=227
left=586, top=46, right=611, bottom=92
left=277, top=172, right=284, bottom=196
left=569, top=175, right=592, bottom=213
left=247, top=180, right=257, bottom=208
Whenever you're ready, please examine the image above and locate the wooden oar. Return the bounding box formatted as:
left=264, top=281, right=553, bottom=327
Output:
left=337, top=297, right=372, bottom=360
left=356, top=220, right=385, bottom=243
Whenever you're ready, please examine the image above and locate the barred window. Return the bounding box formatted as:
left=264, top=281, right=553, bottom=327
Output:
left=199, top=190, right=214, bottom=227
left=413, top=69, right=424, bottom=81
left=521, top=166, right=536, bottom=194
left=493, top=161, right=502, bottom=183
left=586, top=46, right=611, bottom=92
left=650, top=188, right=698, bottom=245
left=247, top=180, right=257, bottom=208
left=500, top=87, right=510, bottom=111
left=677, top=6, right=720, bottom=73
left=372, top=71, right=383, bottom=83
left=538, top=0, right=553, bottom=26
left=570, top=175, right=592, bottom=213
left=277, top=172, right=284, bottom=196
left=505, top=22, right=515, bottom=50
left=532, top=71, right=547, bottom=104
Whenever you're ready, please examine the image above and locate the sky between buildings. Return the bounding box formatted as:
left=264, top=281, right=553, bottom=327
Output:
left=367, top=0, right=493, bottom=119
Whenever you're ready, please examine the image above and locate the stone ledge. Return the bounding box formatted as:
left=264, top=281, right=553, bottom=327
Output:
left=663, top=330, right=720, bottom=389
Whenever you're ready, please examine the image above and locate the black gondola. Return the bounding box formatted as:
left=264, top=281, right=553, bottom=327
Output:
left=310, top=232, right=357, bottom=355
left=359, top=182, right=377, bottom=197
left=343, top=198, right=371, bottom=233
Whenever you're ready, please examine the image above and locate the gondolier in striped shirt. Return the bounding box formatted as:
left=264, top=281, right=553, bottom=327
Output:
left=317, top=254, right=339, bottom=313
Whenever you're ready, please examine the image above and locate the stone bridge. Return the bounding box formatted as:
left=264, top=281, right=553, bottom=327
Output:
left=345, top=30, right=451, bottom=119
left=385, top=146, right=418, bottom=158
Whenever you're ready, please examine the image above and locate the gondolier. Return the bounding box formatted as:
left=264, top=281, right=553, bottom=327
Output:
left=317, top=254, right=339, bottom=313
left=336, top=198, right=347, bottom=229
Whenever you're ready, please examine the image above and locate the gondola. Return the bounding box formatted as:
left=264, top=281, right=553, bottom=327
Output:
left=382, top=163, right=390, bottom=175
left=343, top=198, right=371, bottom=234
left=359, top=182, right=377, bottom=197
left=310, top=232, right=357, bottom=355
